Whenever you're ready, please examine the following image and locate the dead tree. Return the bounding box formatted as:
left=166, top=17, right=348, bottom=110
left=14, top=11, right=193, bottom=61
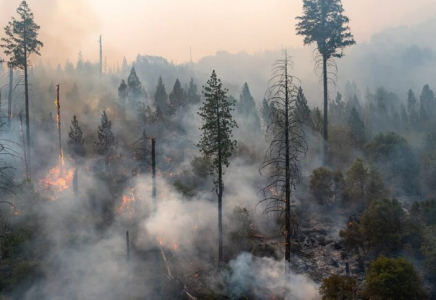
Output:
left=56, top=84, right=63, bottom=175
left=259, top=52, right=307, bottom=280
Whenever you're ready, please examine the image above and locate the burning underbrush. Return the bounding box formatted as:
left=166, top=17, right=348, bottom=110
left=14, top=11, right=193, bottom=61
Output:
left=39, top=164, right=75, bottom=199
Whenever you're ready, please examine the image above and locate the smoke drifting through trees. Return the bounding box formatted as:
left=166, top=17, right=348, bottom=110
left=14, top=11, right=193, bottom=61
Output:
left=1, top=0, right=436, bottom=299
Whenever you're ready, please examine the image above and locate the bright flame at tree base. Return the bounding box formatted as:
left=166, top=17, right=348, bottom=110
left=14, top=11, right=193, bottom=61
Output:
left=40, top=164, right=74, bottom=197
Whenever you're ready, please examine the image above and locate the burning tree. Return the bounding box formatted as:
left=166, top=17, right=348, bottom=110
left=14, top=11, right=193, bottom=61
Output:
left=197, top=70, right=237, bottom=265
left=67, top=115, right=85, bottom=162
left=94, top=110, right=115, bottom=167
left=259, top=52, right=307, bottom=277
left=296, top=0, right=355, bottom=165
left=1, top=0, right=44, bottom=171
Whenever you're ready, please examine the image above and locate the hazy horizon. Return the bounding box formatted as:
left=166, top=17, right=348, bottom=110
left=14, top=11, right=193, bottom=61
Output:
left=1, top=0, right=436, bottom=68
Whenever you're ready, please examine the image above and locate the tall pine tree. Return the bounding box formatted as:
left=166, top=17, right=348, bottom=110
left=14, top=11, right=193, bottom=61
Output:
left=187, top=78, right=201, bottom=105
left=169, top=78, right=187, bottom=115
left=296, top=0, right=355, bottom=165
left=1, top=0, right=43, bottom=171
left=95, top=110, right=115, bottom=166
left=236, top=83, right=261, bottom=132
left=197, top=70, right=237, bottom=265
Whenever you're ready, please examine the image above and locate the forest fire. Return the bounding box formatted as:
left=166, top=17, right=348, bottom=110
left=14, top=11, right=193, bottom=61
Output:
left=40, top=165, right=74, bottom=195
left=116, top=189, right=136, bottom=217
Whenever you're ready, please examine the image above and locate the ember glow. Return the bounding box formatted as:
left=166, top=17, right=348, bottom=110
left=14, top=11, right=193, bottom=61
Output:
left=40, top=164, right=74, bottom=195
left=116, top=189, right=136, bottom=217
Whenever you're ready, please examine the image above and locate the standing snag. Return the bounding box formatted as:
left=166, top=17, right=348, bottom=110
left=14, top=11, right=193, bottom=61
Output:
left=197, top=70, right=237, bottom=265
left=259, top=52, right=307, bottom=279
left=296, top=0, right=355, bottom=165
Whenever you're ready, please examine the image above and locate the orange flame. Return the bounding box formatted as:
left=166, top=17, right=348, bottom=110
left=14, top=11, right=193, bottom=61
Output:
left=172, top=240, right=179, bottom=252
left=116, top=189, right=135, bottom=217
left=40, top=165, right=74, bottom=197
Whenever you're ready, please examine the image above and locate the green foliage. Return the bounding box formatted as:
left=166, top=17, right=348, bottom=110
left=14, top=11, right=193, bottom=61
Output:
left=421, top=226, right=436, bottom=279
left=118, top=79, right=128, bottom=119
left=365, top=132, right=419, bottom=194
left=197, top=70, right=237, bottom=180
left=94, top=110, right=115, bottom=157
left=296, top=0, right=355, bottom=59
left=127, top=66, right=144, bottom=100
left=342, top=158, right=388, bottom=206
left=363, top=256, right=428, bottom=300
left=186, top=78, right=201, bottom=105
left=190, top=156, right=211, bottom=178
left=236, top=83, right=261, bottom=133
left=309, top=167, right=344, bottom=205
left=330, top=92, right=346, bottom=125
left=260, top=98, right=275, bottom=129
left=296, top=86, right=312, bottom=128
left=348, top=107, right=366, bottom=148
left=228, top=206, right=254, bottom=255
left=411, top=200, right=436, bottom=226
left=319, top=274, right=357, bottom=300
left=67, top=115, right=86, bottom=160
left=407, top=89, right=419, bottom=128
left=361, top=199, right=406, bottom=255
left=154, top=76, right=168, bottom=119
left=169, top=78, right=187, bottom=115
left=1, top=1, right=43, bottom=69
left=339, top=220, right=365, bottom=255
left=173, top=179, right=195, bottom=199
left=312, top=107, right=323, bottom=136
left=419, top=84, right=435, bottom=125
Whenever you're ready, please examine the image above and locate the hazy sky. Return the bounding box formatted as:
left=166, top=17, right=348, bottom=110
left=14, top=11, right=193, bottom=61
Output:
left=1, top=0, right=436, bottom=68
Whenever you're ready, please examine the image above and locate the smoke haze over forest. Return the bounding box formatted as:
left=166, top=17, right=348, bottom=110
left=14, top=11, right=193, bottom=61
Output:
left=1, top=0, right=436, bottom=299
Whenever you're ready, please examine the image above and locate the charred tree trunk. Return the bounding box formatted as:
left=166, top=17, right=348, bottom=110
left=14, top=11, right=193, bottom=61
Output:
left=24, top=29, right=31, bottom=176
left=126, top=230, right=130, bottom=261
left=284, top=63, right=291, bottom=271
left=73, top=168, right=79, bottom=197
left=19, top=114, right=29, bottom=181
left=217, top=97, right=223, bottom=265
left=322, top=54, right=328, bottom=166
left=56, top=85, right=63, bottom=176
left=7, top=67, right=13, bottom=128
left=151, top=138, right=156, bottom=212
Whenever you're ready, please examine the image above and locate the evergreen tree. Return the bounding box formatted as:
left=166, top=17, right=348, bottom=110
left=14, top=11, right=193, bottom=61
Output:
left=348, top=107, right=365, bottom=148
left=401, top=103, right=409, bottom=128
left=419, top=84, right=434, bottom=125
left=236, top=83, right=261, bottom=132
left=260, top=98, right=275, bottom=129
left=407, top=89, right=418, bottom=128
left=118, top=79, right=128, bottom=120
left=94, top=110, right=115, bottom=165
left=169, top=78, right=187, bottom=115
left=329, top=92, right=346, bottom=125
left=197, top=70, right=237, bottom=264
left=296, top=86, right=312, bottom=128
left=66, top=83, right=80, bottom=100
left=296, top=0, right=355, bottom=165
left=67, top=115, right=85, bottom=161
left=312, top=107, right=324, bottom=136
left=154, top=76, right=168, bottom=119
left=1, top=0, right=43, bottom=171
left=127, top=66, right=143, bottom=103
left=187, top=78, right=201, bottom=105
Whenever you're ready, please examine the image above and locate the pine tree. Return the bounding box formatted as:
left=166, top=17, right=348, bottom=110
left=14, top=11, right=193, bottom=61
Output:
left=169, top=78, right=187, bottom=115
left=348, top=107, right=366, bottom=148
left=95, top=110, right=115, bottom=165
left=330, top=92, right=346, bottom=124
left=296, top=0, right=355, bottom=165
left=127, top=67, right=144, bottom=106
left=296, top=86, right=312, bottom=127
left=1, top=0, right=44, bottom=171
left=407, top=89, right=418, bottom=128
left=67, top=115, right=86, bottom=161
left=154, top=76, right=168, bottom=119
left=187, top=78, right=201, bottom=105
left=118, top=79, right=128, bottom=120
left=260, top=98, right=275, bottom=130
left=197, top=70, right=237, bottom=264
left=236, top=83, right=261, bottom=132
left=419, top=84, right=434, bottom=126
